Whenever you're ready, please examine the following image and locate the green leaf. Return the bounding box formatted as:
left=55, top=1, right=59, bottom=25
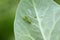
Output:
left=14, top=0, right=60, bottom=40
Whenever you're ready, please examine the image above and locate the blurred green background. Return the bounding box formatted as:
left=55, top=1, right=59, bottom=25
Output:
left=0, top=0, right=20, bottom=40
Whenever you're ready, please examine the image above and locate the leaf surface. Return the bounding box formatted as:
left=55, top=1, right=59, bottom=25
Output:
left=14, top=0, right=60, bottom=40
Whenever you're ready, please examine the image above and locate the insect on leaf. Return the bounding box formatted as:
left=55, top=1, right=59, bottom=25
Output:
left=14, top=0, right=60, bottom=40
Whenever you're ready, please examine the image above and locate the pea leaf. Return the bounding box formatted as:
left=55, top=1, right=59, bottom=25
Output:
left=14, top=0, right=60, bottom=40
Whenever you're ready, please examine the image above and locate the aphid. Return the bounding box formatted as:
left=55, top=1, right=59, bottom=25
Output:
left=22, top=16, right=32, bottom=24
left=34, top=16, right=37, bottom=18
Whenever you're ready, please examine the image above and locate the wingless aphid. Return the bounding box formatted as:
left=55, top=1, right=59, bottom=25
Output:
left=34, top=16, right=37, bottom=18
left=22, top=16, right=32, bottom=24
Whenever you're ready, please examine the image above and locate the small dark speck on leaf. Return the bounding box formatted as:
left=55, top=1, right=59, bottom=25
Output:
left=22, top=16, right=32, bottom=24
left=34, top=16, right=37, bottom=18
left=40, top=16, right=43, bottom=18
